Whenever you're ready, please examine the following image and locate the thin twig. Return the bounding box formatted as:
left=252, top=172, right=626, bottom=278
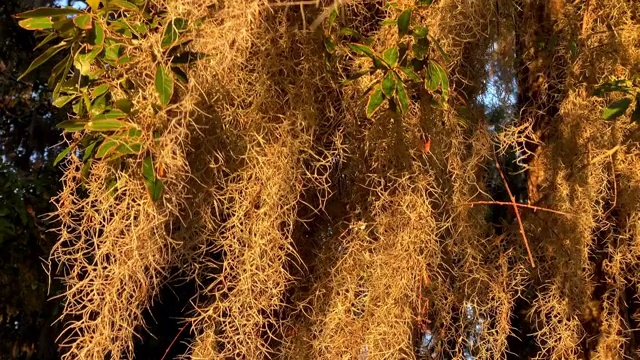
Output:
left=464, top=201, right=574, bottom=217
left=160, top=322, right=189, bottom=360
left=493, top=151, right=536, bottom=268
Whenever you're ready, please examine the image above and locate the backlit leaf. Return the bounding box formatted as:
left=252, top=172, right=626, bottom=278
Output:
left=382, top=47, right=399, bottom=68
left=53, top=146, right=73, bottom=166
left=56, top=120, right=85, bottom=132
left=73, top=14, right=92, bottom=29
left=18, top=17, right=53, bottom=30
left=90, top=94, right=107, bottom=116
left=95, top=139, right=119, bottom=158
left=52, top=95, right=77, bottom=108
left=34, top=32, right=58, bottom=50
left=366, top=85, right=385, bottom=118
left=18, top=42, right=67, bottom=81
left=15, top=7, right=82, bottom=18
left=91, top=21, right=104, bottom=46
left=602, top=97, right=632, bottom=120
left=397, top=9, right=412, bottom=37
left=412, top=26, right=428, bottom=38
left=381, top=71, right=396, bottom=98
left=91, top=84, right=109, bottom=98
left=86, top=119, right=134, bottom=131
left=142, top=156, right=155, bottom=181
left=92, top=110, right=126, bottom=120
left=87, top=0, right=100, bottom=10
left=109, top=0, right=138, bottom=11
left=155, top=65, right=174, bottom=107
left=395, top=74, right=409, bottom=114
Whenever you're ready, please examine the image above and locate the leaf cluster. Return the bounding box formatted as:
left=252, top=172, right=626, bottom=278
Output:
left=323, top=1, right=450, bottom=118
left=16, top=1, right=204, bottom=201
left=594, top=76, right=640, bottom=123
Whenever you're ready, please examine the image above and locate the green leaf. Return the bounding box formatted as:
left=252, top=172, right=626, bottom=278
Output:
left=18, top=17, right=54, bottom=30
left=155, top=65, right=174, bottom=107
left=142, top=156, right=155, bottom=181
left=412, top=26, right=428, bottom=38
left=34, top=32, right=59, bottom=50
left=366, top=85, right=385, bottom=118
left=429, top=34, right=450, bottom=62
left=92, top=110, right=126, bottom=121
left=87, top=0, right=101, bottom=10
left=417, top=0, right=433, bottom=5
left=400, top=67, right=421, bottom=82
left=95, top=139, right=119, bottom=158
left=328, top=8, right=338, bottom=28
left=73, top=14, right=92, bottom=29
left=114, top=98, right=133, bottom=113
left=395, top=73, right=409, bottom=114
left=56, top=120, right=85, bottom=132
left=426, top=60, right=444, bottom=91
left=161, top=19, right=184, bottom=48
left=91, top=84, right=109, bottom=98
left=382, top=47, right=399, bottom=68
left=324, top=37, right=336, bottom=54
left=413, top=38, right=429, bottom=60
left=594, top=79, right=633, bottom=97
left=108, top=0, right=139, bottom=10
left=341, top=70, right=370, bottom=85
left=381, top=71, right=396, bottom=98
left=338, top=28, right=361, bottom=38
left=52, top=95, right=77, bottom=108
left=91, top=21, right=105, bottom=46
left=348, top=43, right=375, bottom=58
left=397, top=9, right=412, bottom=37
left=15, top=7, right=82, bottom=18
left=86, top=119, right=134, bottom=131
left=53, top=146, right=73, bottom=166
left=90, top=94, right=108, bottom=116
left=602, top=97, right=632, bottom=120
left=18, top=42, right=68, bottom=81
left=381, top=19, right=397, bottom=26
left=83, top=140, right=99, bottom=161
left=145, top=178, right=164, bottom=202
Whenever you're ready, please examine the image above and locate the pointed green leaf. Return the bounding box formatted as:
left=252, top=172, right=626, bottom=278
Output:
left=155, top=65, right=174, bottom=107
left=18, top=17, right=54, bottom=30
left=145, top=178, right=164, bottom=202
left=338, top=28, right=361, bottom=38
left=418, top=0, right=433, bottom=5
left=56, top=120, right=85, bottom=132
left=86, top=119, right=134, bottom=131
left=440, top=66, right=449, bottom=103
left=426, top=60, right=444, bottom=91
left=109, top=0, right=139, bottom=11
left=142, top=156, right=155, bottom=181
left=324, top=37, right=336, bottom=54
left=34, top=32, right=59, bottom=50
left=348, top=43, right=375, bottom=58
left=83, top=140, right=99, bottom=161
left=161, top=21, right=179, bottom=48
left=328, top=8, right=338, bottom=28
left=91, top=21, right=104, bottom=46
left=87, top=0, right=101, bottom=10
left=114, top=98, right=133, bottom=113
left=92, top=110, right=126, bottom=120
left=412, top=26, right=428, bottom=38
left=91, top=84, right=109, bottom=98
left=381, top=71, right=396, bottom=98
left=602, top=97, right=632, bottom=120
left=382, top=47, right=399, bottom=68
left=341, top=70, right=370, bottom=85
left=395, top=75, right=409, bottom=114
left=52, top=95, right=77, bottom=108
left=18, top=42, right=68, bottom=81
left=429, top=34, right=450, bottom=62
left=95, top=139, right=119, bottom=158
left=16, top=7, right=82, bottom=18
left=366, top=85, right=385, bottom=118
left=53, top=145, right=73, bottom=166
left=381, top=19, right=397, bottom=26
left=400, top=67, right=421, bottom=82
left=397, top=9, right=412, bottom=37
left=90, top=94, right=107, bottom=116
left=73, top=14, right=92, bottom=29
